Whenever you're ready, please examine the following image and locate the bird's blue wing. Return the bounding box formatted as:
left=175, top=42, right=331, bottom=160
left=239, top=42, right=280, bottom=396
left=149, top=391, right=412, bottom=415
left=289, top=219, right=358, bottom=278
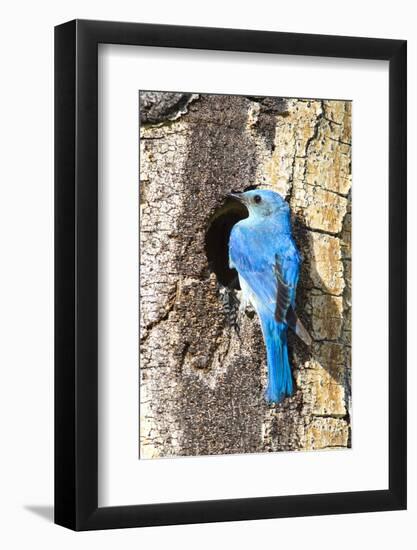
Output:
left=274, top=251, right=300, bottom=322
left=229, top=224, right=300, bottom=320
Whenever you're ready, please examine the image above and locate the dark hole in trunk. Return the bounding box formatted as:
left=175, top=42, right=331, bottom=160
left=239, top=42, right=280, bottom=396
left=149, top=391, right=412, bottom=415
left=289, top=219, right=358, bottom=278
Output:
left=205, top=197, right=249, bottom=289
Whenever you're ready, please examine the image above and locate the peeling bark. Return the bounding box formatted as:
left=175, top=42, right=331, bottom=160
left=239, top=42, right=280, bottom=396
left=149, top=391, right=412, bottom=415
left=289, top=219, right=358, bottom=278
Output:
left=139, top=92, right=352, bottom=458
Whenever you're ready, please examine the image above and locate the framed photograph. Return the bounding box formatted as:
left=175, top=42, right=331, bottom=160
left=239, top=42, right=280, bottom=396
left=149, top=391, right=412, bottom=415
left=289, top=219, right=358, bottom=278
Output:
left=55, top=19, right=407, bottom=530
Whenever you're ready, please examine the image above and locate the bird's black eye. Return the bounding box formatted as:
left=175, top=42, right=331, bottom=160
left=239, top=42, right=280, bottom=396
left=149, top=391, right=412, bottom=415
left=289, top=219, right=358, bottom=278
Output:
left=254, top=195, right=262, bottom=204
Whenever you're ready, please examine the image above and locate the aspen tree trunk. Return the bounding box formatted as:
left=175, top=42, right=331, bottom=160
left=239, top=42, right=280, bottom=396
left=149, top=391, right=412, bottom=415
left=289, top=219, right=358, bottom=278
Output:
left=139, top=92, right=352, bottom=458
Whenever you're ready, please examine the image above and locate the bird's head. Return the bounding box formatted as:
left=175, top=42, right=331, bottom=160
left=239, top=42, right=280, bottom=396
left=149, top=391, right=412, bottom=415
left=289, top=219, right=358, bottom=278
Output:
left=229, top=189, right=290, bottom=221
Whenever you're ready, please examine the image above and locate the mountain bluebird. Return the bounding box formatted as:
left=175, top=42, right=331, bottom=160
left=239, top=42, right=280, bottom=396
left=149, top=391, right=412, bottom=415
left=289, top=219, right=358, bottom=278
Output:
left=228, top=189, right=311, bottom=404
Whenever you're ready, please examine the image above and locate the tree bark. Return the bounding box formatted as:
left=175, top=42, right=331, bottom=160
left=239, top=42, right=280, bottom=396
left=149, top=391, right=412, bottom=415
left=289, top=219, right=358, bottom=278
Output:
left=139, top=92, right=352, bottom=458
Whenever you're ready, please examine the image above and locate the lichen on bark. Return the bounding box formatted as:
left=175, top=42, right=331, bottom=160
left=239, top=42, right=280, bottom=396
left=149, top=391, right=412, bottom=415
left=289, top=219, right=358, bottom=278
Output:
left=139, top=92, right=352, bottom=458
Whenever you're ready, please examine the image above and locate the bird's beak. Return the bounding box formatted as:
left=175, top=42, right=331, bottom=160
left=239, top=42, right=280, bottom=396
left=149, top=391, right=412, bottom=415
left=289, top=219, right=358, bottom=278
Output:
left=228, top=192, right=245, bottom=203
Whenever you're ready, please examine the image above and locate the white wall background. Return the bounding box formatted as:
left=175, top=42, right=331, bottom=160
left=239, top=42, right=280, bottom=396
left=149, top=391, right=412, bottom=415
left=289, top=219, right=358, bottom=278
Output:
left=0, top=1, right=414, bottom=548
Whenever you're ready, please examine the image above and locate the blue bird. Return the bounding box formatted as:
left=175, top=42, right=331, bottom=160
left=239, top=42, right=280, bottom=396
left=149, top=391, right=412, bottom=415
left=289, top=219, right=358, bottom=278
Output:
left=228, top=189, right=311, bottom=404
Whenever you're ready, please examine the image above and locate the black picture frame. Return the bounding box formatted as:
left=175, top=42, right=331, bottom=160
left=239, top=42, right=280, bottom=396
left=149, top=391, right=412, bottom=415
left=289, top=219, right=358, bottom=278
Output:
left=55, top=19, right=407, bottom=531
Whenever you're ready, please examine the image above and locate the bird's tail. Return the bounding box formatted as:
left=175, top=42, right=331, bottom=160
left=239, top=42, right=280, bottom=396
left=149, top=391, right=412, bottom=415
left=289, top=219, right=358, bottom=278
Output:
left=259, top=314, right=293, bottom=404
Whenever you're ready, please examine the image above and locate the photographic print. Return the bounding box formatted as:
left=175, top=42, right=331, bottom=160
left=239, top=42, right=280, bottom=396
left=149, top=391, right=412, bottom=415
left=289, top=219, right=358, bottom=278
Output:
left=139, top=91, right=352, bottom=459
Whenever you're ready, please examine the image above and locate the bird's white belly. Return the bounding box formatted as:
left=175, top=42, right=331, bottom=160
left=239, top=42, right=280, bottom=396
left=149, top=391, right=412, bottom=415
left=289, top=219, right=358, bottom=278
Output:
left=238, top=276, right=259, bottom=313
